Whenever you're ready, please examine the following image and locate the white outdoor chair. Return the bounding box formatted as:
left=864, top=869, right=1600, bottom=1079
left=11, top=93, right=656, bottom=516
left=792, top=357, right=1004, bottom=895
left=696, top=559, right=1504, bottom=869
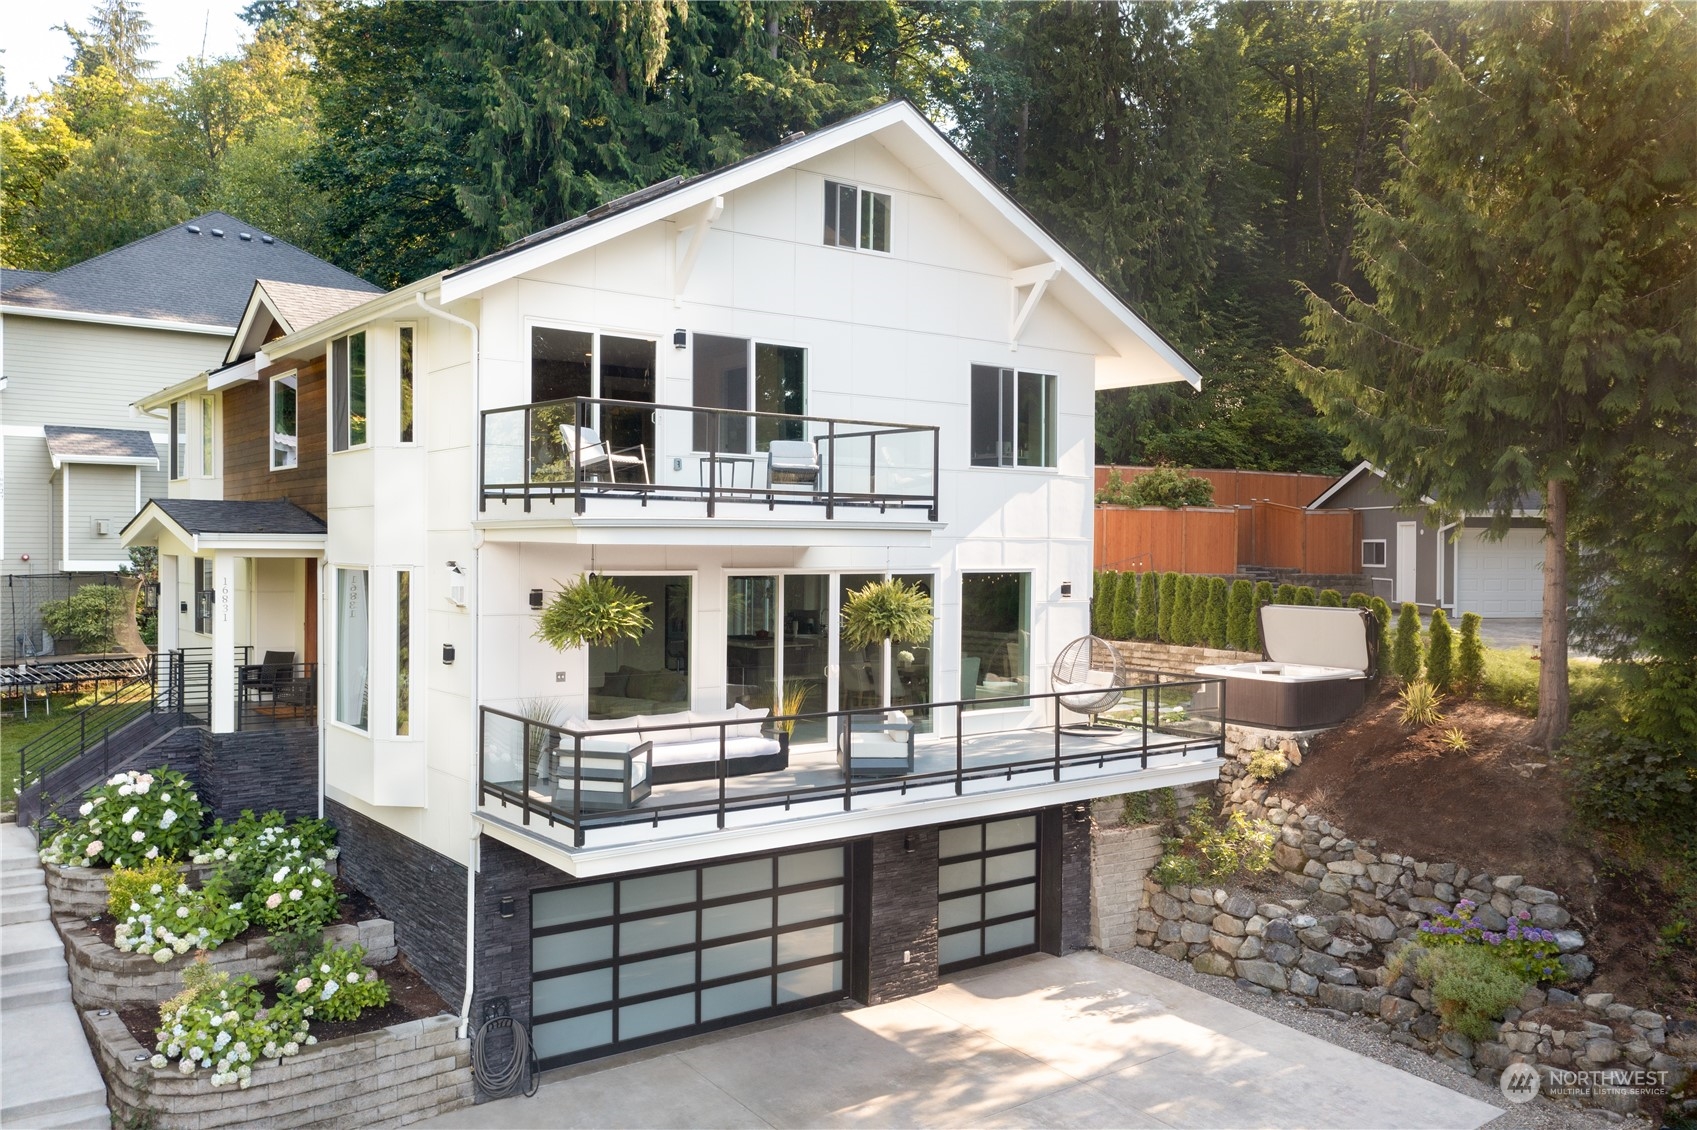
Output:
left=767, top=440, right=820, bottom=487
left=561, top=425, right=648, bottom=483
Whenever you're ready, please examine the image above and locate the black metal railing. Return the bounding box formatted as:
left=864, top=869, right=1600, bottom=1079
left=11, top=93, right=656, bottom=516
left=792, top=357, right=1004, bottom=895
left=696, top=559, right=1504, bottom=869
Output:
left=15, top=655, right=159, bottom=803
left=156, top=647, right=235, bottom=726
left=478, top=677, right=1224, bottom=847
left=236, top=661, right=318, bottom=731
left=479, top=396, right=940, bottom=521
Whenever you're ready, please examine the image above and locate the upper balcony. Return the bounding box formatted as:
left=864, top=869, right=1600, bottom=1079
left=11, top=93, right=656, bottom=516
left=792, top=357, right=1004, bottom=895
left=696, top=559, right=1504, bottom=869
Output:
left=479, top=397, right=938, bottom=539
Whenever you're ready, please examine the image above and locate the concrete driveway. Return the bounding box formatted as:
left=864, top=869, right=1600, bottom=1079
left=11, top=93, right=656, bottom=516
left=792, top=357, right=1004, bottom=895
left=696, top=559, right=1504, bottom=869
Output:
left=422, top=951, right=1502, bottom=1129
left=1478, top=618, right=1543, bottom=650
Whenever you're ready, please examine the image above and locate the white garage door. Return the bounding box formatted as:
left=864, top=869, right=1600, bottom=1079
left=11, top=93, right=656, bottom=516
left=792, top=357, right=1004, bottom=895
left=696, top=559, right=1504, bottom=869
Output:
left=1456, top=528, right=1545, bottom=617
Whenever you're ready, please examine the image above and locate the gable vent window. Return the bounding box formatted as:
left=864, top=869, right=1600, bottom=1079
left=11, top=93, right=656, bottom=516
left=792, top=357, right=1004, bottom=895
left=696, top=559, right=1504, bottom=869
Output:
left=823, top=181, right=890, bottom=253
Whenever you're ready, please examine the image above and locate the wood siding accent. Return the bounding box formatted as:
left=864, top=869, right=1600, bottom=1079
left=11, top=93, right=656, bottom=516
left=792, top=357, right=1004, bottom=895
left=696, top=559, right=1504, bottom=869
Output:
left=223, top=357, right=327, bottom=519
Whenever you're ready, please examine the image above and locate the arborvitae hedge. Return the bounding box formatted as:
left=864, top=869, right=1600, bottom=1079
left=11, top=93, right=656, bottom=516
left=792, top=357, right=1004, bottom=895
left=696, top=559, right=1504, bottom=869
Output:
left=1187, top=576, right=1210, bottom=646
left=1205, top=578, right=1229, bottom=649
left=1347, top=592, right=1371, bottom=609
left=1426, top=608, right=1455, bottom=691
left=1250, top=582, right=1272, bottom=653
left=1226, top=580, right=1254, bottom=651
left=1319, top=589, right=1343, bottom=607
left=1091, top=572, right=1112, bottom=636
left=1295, top=586, right=1317, bottom=606
left=1110, top=571, right=1138, bottom=640
left=1392, top=602, right=1424, bottom=682
left=1157, top=572, right=1178, bottom=643
left=1275, top=583, right=1297, bottom=605
left=1458, top=612, right=1484, bottom=693
left=1134, top=571, right=1158, bottom=640
left=1369, top=596, right=1394, bottom=668
left=1170, top=576, right=1194, bottom=646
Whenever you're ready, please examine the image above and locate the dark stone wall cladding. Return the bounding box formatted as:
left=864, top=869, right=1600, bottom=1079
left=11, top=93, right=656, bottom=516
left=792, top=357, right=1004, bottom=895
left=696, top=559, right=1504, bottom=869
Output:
left=325, top=799, right=469, bottom=1008
left=866, top=828, right=940, bottom=1004
left=199, top=728, right=318, bottom=820
left=472, top=835, right=570, bottom=1033
left=1060, top=802, right=1093, bottom=953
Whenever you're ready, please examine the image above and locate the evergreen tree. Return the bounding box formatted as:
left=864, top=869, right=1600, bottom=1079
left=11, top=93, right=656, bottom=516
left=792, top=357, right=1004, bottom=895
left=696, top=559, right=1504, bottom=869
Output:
left=1288, top=3, right=1697, bottom=747
left=1134, top=571, right=1158, bottom=640
left=1318, top=589, right=1342, bottom=607
left=1157, top=572, right=1178, bottom=643
left=1249, top=582, right=1272, bottom=653
left=1169, top=576, right=1193, bottom=647
left=1392, top=603, right=1423, bottom=683
left=1426, top=608, right=1455, bottom=692
left=1295, top=586, right=1316, bottom=606
left=1226, top=580, right=1253, bottom=651
left=1091, top=571, right=1112, bottom=636
left=1110, top=571, right=1138, bottom=640
left=1457, top=612, right=1485, bottom=694
left=1204, top=578, right=1229, bottom=649
left=1275, top=583, right=1297, bottom=605
left=1347, top=592, right=1370, bottom=609
left=1369, top=597, right=1394, bottom=670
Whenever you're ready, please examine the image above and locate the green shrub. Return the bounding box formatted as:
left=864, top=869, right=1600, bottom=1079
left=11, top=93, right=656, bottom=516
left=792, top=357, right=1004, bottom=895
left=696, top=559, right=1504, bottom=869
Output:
left=1294, top=585, right=1317, bottom=606
left=1204, top=578, right=1228, bottom=649
left=1151, top=843, right=1204, bottom=888
left=1156, top=805, right=1277, bottom=885
left=282, top=942, right=390, bottom=1023
left=1416, top=946, right=1530, bottom=1042
left=1169, top=576, right=1194, bottom=646
left=1134, top=571, right=1159, bottom=640
left=113, top=872, right=249, bottom=960
left=39, top=584, right=129, bottom=652
left=39, top=767, right=206, bottom=869
left=1249, top=582, right=1272, bottom=652
left=1319, top=588, right=1343, bottom=607
left=1187, top=576, right=1211, bottom=646
left=1347, top=592, right=1371, bottom=609
left=1157, top=572, right=1178, bottom=643
left=1399, top=680, right=1444, bottom=727
left=1392, top=602, right=1424, bottom=682
left=1246, top=748, right=1289, bottom=780
left=155, top=962, right=312, bottom=1087
left=106, top=857, right=184, bottom=919
left=1369, top=596, right=1394, bottom=666
left=1563, top=713, right=1697, bottom=844
left=1226, top=580, right=1254, bottom=651
left=1110, top=571, right=1138, bottom=640
left=1457, top=612, right=1484, bottom=692
left=1426, top=608, right=1455, bottom=691
left=1091, top=572, right=1112, bottom=636
left=1097, top=464, right=1214, bottom=508
left=1274, top=583, right=1297, bottom=605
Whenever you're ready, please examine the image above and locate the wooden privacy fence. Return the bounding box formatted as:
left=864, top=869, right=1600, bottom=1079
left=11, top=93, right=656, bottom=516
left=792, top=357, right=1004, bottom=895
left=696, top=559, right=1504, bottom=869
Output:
left=1095, top=466, right=1336, bottom=508
left=1095, top=502, right=1360, bottom=576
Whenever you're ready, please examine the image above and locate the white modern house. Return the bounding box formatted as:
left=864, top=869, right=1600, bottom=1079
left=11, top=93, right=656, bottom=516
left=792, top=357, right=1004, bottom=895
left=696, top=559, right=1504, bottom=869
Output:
left=121, top=101, right=1223, bottom=1073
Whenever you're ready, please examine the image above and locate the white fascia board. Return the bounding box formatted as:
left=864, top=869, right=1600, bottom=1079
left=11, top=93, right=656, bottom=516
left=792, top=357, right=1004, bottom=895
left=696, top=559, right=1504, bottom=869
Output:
left=1, top=304, right=234, bottom=335
left=1307, top=461, right=1377, bottom=510
left=120, top=504, right=191, bottom=548
left=136, top=372, right=213, bottom=414
left=49, top=452, right=160, bottom=471
left=477, top=756, right=1223, bottom=879
left=191, top=533, right=326, bottom=556
left=224, top=285, right=289, bottom=366
left=474, top=517, right=941, bottom=548
left=207, top=354, right=265, bottom=392
left=62, top=558, right=130, bottom=572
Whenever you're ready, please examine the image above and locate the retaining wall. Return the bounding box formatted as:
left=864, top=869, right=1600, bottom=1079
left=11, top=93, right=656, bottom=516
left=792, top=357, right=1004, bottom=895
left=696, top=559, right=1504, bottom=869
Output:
left=84, top=1007, right=472, bottom=1129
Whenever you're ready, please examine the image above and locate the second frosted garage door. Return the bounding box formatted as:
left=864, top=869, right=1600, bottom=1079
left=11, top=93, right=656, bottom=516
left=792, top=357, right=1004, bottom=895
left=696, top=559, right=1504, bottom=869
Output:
left=938, top=815, right=1039, bottom=972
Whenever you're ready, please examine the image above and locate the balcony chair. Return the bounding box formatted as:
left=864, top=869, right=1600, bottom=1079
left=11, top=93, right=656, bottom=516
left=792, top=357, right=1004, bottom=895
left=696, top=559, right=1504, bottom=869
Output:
left=837, top=710, right=915, bottom=778
left=561, top=425, right=648, bottom=484
left=766, top=440, right=820, bottom=500
left=241, top=650, right=295, bottom=706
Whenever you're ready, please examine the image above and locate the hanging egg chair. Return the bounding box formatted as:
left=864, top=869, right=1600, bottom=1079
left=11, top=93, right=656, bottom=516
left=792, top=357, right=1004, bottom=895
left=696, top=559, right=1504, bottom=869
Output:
left=1052, top=635, right=1127, bottom=732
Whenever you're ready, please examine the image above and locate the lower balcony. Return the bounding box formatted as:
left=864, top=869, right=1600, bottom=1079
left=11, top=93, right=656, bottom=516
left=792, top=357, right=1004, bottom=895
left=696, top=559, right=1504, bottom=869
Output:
left=477, top=679, right=1224, bottom=874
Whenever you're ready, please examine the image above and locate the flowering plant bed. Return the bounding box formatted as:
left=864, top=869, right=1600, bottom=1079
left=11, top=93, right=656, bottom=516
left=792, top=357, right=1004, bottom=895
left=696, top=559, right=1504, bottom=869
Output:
left=40, top=768, right=205, bottom=867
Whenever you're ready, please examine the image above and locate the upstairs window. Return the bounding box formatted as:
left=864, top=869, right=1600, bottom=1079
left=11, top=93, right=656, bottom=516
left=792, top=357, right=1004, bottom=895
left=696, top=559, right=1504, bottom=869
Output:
left=332, top=332, right=367, bottom=452
left=271, top=374, right=298, bottom=470
left=200, top=395, right=216, bottom=476
left=398, top=325, right=415, bottom=444
left=169, top=401, right=187, bottom=480
left=970, top=365, right=1057, bottom=468
left=823, top=181, right=890, bottom=253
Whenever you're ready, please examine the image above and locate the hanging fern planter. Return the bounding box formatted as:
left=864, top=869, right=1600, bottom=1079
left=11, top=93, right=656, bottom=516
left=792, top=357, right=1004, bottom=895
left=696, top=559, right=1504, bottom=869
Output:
left=534, top=574, right=653, bottom=650
left=839, top=578, right=934, bottom=649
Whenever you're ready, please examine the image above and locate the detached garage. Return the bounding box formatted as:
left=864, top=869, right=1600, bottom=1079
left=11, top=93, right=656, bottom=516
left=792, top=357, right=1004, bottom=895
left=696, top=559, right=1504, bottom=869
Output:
left=1454, top=526, right=1546, bottom=618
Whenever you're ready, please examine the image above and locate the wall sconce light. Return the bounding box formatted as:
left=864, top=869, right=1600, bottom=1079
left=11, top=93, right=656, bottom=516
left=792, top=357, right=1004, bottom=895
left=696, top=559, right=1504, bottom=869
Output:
left=442, top=644, right=456, bottom=665
left=529, top=588, right=545, bottom=610
left=904, top=832, right=915, bottom=854
left=180, top=601, right=188, bottom=613
left=498, top=896, right=515, bottom=919
left=1060, top=581, right=1073, bottom=599
left=672, top=329, right=688, bottom=349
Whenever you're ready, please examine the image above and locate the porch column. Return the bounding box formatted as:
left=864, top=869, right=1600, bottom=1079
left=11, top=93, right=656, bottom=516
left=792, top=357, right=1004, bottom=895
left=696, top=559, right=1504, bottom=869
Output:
left=157, top=554, right=180, bottom=653
left=210, top=550, right=238, bottom=733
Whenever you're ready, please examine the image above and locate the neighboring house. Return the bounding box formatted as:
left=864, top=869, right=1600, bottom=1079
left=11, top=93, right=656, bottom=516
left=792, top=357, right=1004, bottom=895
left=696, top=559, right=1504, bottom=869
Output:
left=0, top=213, right=378, bottom=656
left=122, top=101, right=1218, bottom=1072
left=1308, top=461, right=1547, bottom=616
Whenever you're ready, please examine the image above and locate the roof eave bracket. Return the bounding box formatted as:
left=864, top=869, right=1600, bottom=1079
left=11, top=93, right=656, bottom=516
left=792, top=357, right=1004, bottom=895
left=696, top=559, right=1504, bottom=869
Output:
left=673, top=196, right=725, bottom=308
left=1010, top=262, right=1061, bottom=350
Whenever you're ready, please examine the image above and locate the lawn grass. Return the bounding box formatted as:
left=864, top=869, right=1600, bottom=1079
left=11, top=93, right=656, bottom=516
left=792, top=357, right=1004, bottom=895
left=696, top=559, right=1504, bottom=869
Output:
left=1, top=690, right=120, bottom=814
left=1476, top=645, right=1617, bottom=717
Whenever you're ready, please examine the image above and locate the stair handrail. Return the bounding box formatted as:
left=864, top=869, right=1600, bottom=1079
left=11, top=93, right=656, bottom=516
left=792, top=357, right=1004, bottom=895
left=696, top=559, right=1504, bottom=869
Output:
left=15, top=655, right=158, bottom=796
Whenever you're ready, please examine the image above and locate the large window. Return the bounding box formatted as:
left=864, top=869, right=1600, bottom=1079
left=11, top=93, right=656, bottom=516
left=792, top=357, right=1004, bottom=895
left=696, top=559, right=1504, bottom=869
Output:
left=822, top=181, right=890, bottom=253
left=335, top=568, right=369, bottom=730
left=588, top=576, right=689, bottom=720
left=398, top=326, right=415, bottom=444
left=270, top=374, right=298, bottom=470
left=395, top=570, right=411, bottom=736
left=332, top=332, right=367, bottom=452
left=970, top=366, right=1057, bottom=468
left=691, top=336, right=806, bottom=453
left=170, top=401, right=188, bottom=480
left=200, top=395, right=215, bottom=476
left=530, top=328, right=655, bottom=479
left=961, top=572, right=1030, bottom=710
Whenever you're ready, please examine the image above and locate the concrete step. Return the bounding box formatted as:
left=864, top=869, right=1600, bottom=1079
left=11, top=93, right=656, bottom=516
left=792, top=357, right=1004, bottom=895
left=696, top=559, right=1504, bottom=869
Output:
left=2, top=886, right=50, bottom=911
left=3, top=956, right=71, bottom=989
left=34, top=1103, right=115, bottom=1130
left=0, top=898, right=51, bottom=926
left=1, top=866, right=46, bottom=889
left=0, top=851, right=40, bottom=873
left=0, top=1003, right=108, bottom=1126
left=1, top=978, right=72, bottom=1008
left=0, top=918, right=64, bottom=967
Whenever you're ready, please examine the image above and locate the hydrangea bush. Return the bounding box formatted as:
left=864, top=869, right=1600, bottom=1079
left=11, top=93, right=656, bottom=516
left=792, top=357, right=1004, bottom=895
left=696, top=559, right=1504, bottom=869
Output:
left=281, top=943, right=389, bottom=1023
left=113, top=873, right=249, bottom=962
left=153, top=961, right=312, bottom=1087
left=1416, top=898, right=1565, bottom=982
left=39, top=769, right=205, bottom=868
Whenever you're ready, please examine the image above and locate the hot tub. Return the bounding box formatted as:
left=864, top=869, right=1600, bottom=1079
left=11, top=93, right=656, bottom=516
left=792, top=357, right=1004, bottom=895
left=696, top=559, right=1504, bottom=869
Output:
left=1193, top=605, right=1379, bottom=729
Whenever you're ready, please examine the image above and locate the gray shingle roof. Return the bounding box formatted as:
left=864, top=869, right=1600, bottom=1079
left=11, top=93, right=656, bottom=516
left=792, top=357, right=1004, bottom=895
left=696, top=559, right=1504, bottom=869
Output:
left=1, top=268, right=51, bottom=291
left=257, top=279, right=381, bottom=332
left=147, top=498, right=327, bottom=536
left=43, top=426, right=161, bottom=464
left=3, top=213, right=380, bottom=326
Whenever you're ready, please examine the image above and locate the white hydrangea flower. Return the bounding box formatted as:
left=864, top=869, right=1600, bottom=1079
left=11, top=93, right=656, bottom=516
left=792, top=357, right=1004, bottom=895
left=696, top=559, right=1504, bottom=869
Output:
left=121, top=807, right=139, bottom=825
left=150, top=1053, right=167, bottom=1069
left=79, top=802, right=94, bottom=817
left=132, top=831, right=146, bottom=843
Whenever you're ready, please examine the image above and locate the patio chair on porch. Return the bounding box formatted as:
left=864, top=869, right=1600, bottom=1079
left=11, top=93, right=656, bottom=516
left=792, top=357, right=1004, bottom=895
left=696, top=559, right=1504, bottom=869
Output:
left=561, top=425, right=648, bottom=483
left=240, top=651, right=295, bottom=703
left=767, top=440, right=820, bottom=502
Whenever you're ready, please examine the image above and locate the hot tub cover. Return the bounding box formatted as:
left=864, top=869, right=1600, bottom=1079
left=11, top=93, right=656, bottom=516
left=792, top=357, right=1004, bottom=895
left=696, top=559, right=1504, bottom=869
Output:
left=1256, top=604, right=1378, bottom=676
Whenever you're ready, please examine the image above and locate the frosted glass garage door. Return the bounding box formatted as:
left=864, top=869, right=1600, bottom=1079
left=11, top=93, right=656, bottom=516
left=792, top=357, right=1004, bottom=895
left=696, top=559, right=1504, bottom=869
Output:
left=937, top=815, right=1039, bottom=972
left=530, top=846, right=847, bottom=1067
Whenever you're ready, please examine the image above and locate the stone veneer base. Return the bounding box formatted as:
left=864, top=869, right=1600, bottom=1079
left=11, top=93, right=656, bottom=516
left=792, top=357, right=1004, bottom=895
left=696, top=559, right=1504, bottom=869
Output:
left=83, top=1007, right=472, bottom=1129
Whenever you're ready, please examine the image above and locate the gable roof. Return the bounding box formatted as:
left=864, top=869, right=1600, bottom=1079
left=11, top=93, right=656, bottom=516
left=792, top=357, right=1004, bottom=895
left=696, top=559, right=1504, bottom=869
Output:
left=1, top=213, right=380, bottom=329
left=440, top=101, right=1201, bottom=391
left=43, top=426, right=160, bottom=469
left=121, top=498, right=327, bottom=554
left=0, top=268, right=51, bottom=291
left=222, top=278, right=388, bottom=366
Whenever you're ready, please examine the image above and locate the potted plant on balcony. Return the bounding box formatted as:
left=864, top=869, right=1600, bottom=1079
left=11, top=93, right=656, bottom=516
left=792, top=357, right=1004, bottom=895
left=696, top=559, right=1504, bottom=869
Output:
left=534, top=574, right=653, bottom=649
left=839, top=578, right=933, bottom=710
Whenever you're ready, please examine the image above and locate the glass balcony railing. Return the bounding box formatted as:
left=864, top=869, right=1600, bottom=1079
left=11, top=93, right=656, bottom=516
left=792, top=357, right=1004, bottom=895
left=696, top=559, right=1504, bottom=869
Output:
left=480, top=397, right=939, bottom=520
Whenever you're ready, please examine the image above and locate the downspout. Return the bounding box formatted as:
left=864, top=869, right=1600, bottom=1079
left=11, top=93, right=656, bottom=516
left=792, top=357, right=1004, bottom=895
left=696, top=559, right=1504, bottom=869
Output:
left=1436, top=521, right=1458, bottom=612
left=413, top=292, right=483, bottom=1040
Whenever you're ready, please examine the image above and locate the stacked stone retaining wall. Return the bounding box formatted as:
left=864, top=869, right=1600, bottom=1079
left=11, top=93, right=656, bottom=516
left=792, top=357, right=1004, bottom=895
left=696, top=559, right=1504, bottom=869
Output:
left=84, top=1007, right=472, bottom=1128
